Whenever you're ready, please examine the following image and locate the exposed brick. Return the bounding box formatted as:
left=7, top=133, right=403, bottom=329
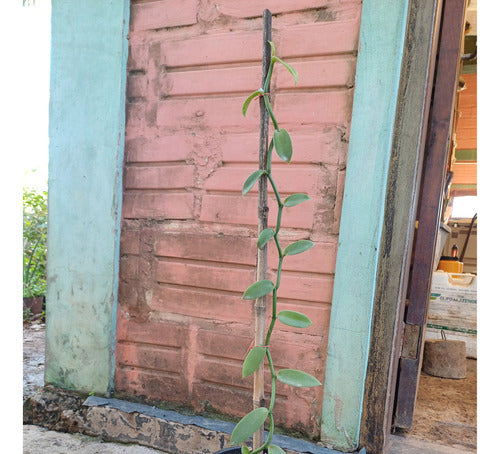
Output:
left=119, top=255, right=140, bottom=280
left=130, top=0, right=198, bottom=32
left=214, top=0, right=333, bottom=18
left=155, top=261, right=254, bottom=294
left=115, top=368, right=189, bottom=403
left=160, top=65, right=261, bottom=98
left=126, top=74, right=148, bottom=100
left=199, top=194, right=314, bottom=229
left=203, top=164, right=328, bottom=197
left=279, top=18, right=361, bottom=58
left=160, top=32, right=262, bottom=68
left=116, top=343, right=183, bottom=375
left=155, top=232, right=254, bottom=265
left=117, top=0, right=361, bottom=436
left=160, top=57, right=355, bottom=98
left=156, top=90, right=353, bottom=131
left=124, top=165, right=195, bottom=190
left=217, top=130, right=346, bottom=166
left=116, top=317, right=187, bottom=348
left=154, top=229, right=336, bottom=274
left=128, top=44, right=149, bottom=71
left=125, top=135, right=192, bottom=163
left=122, top=193, right=194, bottom=220
left=120, top=229, right=140, bottom=255
left=150, top=286, right=253, bottom=325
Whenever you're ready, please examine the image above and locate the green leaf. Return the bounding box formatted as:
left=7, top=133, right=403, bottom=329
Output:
left=278, top=310, right=312, bottom=328
left=242, top=280, right=275, bottom=300
left=276, top=369, right=322, bottom=387
left=268, top=445, right=286, bottom=454
left=242, top=170, right=266, bottom=196
left=242, top=346, right=267, bottom=378
left=273, top=129, right=293, bottom=162
left=273, top=56, right=298, bottom=85
left=283, top=193, right=310, bottom=207
left=257, top=228, right=275, bottom=249
left=230, top=407, right=269, bottom=445
left=242, top=89, right=264, bottom=117
left=283, top=240, right=315, bottom=256
left=241, top=446, right=251, bottom=454
left=268, top=40, right=276, bottom=57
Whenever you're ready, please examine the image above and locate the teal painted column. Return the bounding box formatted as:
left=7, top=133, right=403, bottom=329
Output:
left=321, top=0, right=409, bottom=450
left=45, top=0, right=130, bottom=394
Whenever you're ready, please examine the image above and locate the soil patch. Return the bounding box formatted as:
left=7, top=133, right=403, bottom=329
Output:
left=23, top=320, right=46, bottom=400
left=395, top=359, right=477, bottom=451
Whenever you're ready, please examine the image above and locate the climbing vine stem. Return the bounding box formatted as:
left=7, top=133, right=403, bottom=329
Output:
left=233, top=40, right=322, bottom=454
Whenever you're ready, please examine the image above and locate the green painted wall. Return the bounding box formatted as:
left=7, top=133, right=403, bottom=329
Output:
left=45, top=0, right=130, bottom=394
left=321, top=0, right=409, bottom=450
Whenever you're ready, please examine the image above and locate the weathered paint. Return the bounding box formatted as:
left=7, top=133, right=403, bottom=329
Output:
left=45, top=0, right=130, bottom=394
left=320, top=0, right=409, bottom=450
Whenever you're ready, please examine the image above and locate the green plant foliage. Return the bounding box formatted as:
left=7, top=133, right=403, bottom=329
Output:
left=277, top=310, right=312, bottom=328
left=283, top=240, right=315, bottom=256
left=230, top=407, right=269, bottom=445
left=273, top=129, right=293, bottom=162
left=236, top=40, right=321, bottom=454
left=283, top=193, right=310, bottom=207
left=268, top=445, right=286, bottom=454
left=242, top=170, right=266, bottom=196
left=242, top=89, right=264, bottom=116
left=242, top=347, right=267, bottom=378
left=276, top=369, right=322, bottom=388
left=23, top=188, right=47, bottom=298
left=257, top=228, right=275, bottom=249
left=272, top=56, right=299, bottom=85
left=242, top=280, right=275, bottom=300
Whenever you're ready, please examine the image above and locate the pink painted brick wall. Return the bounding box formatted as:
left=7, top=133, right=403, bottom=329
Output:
left=117, top=0, right=362, bottom=437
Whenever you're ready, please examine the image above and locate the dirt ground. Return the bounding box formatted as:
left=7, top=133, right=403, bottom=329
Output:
left=395, top=359, right=477, bottom=451
left=23, top=319, right=46, bottom=400
left=23, top=320, right=477, bottom=452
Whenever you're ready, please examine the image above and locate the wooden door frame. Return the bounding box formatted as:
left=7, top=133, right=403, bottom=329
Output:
left=358, top=1, right=443, bottom=452
left=359, top=0, right=466, bottom=452
left=392, top=0, right=467, bottom=429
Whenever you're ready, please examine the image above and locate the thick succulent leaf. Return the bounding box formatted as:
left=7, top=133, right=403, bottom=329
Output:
left=283, top=193, right=310, bottom=207
left=230, top=407, right=269, bottom=445
left=276, top=369, right=322, bottom=388
left=241, top=447, right=251, bottom=454
left=242, top=346, right=267, bottom=378
left=242, top=279, right=275, bottom=300
left=242, top=89, right=264, bottom=117
left=257, top=228, right=275, bottom=249
left=268, top=445, right=286, bottom=454
left=277, top=310, right=312, bottom=328
left=273, top=56, right=298, bottom=85
left=273, top=129, right=293, bottom=163
left=242, top=170, right=266, bottom=196
left=283, top=240, right=315, bottom=256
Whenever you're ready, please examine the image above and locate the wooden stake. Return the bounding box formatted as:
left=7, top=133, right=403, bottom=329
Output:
left=253, top=9, right=271, bottom=451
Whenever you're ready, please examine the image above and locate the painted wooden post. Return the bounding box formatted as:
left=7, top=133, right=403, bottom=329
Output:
left=320, top=0, right=409, bottom=451
left=45, top=0, right=130, bottom=395
left=359, top=1, right=443, bottom=451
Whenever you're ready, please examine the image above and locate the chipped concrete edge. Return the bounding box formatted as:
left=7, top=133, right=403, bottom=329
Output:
left=24, top=387, right=364, bottom=454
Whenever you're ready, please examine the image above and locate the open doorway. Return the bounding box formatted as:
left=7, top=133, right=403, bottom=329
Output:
left=393, top=1, right=477, bottom=450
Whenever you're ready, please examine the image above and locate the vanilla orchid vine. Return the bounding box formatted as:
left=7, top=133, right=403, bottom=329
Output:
left=230, top=41, right=321, bottom=454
